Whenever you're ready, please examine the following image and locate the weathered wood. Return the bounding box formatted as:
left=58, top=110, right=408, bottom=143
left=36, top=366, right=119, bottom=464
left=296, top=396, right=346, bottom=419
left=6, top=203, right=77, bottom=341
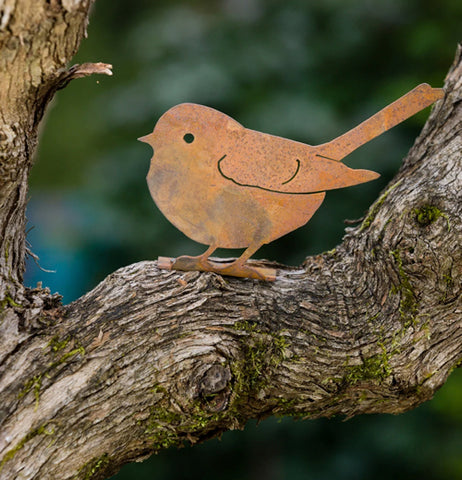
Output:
left=0, top=1, right=460, bottom=479
left=0, top=0, right=110, bottom=300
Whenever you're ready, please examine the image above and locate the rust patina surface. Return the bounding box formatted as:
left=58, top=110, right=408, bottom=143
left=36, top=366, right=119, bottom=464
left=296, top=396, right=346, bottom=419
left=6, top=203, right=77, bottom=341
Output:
left=139, top=83, right=444, bottom=280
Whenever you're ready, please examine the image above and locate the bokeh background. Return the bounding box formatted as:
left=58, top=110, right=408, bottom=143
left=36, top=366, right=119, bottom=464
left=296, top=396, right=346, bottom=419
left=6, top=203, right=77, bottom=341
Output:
left=26, top=1, right=461, bottom=479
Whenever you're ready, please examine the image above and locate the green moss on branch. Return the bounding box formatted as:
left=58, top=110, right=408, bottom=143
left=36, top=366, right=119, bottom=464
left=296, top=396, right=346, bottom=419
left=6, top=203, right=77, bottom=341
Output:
left=413, top=205, right=450, bottom=229
left=359, top=180, right=402, bottom=231
left=76, top=453, right=110, bottom=480
left=344, top=352, right=392, bottom=385
left=390, top=249, right=418, bottom=326
left=0, top=424, right=54, bottom=472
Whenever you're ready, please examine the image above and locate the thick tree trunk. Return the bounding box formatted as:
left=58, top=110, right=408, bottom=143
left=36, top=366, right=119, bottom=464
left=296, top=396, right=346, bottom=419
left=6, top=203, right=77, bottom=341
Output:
left=0, top=2, right=460, bottom=479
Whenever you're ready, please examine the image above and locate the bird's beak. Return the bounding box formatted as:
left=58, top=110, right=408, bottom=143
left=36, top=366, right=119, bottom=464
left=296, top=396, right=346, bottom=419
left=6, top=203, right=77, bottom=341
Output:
left=138, top=133, right=154, bottom=144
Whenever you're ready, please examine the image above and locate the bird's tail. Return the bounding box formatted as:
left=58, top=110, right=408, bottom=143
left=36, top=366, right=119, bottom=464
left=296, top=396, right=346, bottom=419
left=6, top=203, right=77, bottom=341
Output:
left=318, top=83, right=444, bottom=161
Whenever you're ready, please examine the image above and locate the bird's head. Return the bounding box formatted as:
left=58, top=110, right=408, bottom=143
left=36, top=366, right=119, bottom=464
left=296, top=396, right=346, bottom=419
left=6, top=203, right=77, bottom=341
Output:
left=139, top=103, right=243, bottom=168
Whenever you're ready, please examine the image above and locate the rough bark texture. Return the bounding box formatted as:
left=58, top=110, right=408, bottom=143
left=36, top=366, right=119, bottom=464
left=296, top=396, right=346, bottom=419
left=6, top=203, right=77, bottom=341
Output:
left=0, top=2, right=460, bottom=479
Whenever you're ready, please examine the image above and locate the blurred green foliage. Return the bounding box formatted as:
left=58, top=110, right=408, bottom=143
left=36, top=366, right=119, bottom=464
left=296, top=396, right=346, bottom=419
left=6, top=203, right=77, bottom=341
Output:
left=25, top=0, right=462, bottom=478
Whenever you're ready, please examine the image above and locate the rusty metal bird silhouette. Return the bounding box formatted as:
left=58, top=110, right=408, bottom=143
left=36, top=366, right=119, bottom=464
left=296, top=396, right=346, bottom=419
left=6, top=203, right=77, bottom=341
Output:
left=139, top=83, right=444, bottom=281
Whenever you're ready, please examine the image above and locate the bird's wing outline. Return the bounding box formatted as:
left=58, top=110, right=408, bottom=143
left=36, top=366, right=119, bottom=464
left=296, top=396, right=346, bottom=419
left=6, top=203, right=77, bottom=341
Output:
left=217, top=153, right=379, bottom=195
left=281, top=159, right=300, bottom=185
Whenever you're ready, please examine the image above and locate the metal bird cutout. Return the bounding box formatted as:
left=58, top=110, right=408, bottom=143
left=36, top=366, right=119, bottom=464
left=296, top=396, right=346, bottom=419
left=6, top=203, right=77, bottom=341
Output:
left=139, top=83, right=444, bottom=281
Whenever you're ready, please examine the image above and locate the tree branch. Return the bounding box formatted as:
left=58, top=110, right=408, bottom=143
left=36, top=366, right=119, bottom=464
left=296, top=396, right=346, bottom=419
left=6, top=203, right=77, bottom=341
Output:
left=0, top=1, right=460, bottom=478
left=0, top=0, right=99, bottom=298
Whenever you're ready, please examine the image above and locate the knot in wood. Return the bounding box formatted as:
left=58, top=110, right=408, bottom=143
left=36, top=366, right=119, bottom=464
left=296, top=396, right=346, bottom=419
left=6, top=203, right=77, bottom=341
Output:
left=199, top=364, right=231, bottom=396
left=197, top=364, right=232, bottom=413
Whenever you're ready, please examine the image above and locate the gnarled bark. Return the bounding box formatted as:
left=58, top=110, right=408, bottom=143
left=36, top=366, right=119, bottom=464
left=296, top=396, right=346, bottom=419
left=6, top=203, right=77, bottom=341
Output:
left=0, top=2, right=460, bottom=479
left=0, top=0, right=110, bottom=299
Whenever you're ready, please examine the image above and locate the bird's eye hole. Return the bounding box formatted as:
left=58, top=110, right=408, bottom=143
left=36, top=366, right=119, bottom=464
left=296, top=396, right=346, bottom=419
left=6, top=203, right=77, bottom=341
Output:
left=183, top=133, right=195, bottom=144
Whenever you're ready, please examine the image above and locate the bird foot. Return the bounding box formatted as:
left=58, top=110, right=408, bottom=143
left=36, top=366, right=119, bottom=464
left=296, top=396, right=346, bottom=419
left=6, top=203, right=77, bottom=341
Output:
left=212, top=260, right=276, bottom=281
left=157, top=256, right=277, bottom=281
left=171, top=254, right=209, bottom=271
